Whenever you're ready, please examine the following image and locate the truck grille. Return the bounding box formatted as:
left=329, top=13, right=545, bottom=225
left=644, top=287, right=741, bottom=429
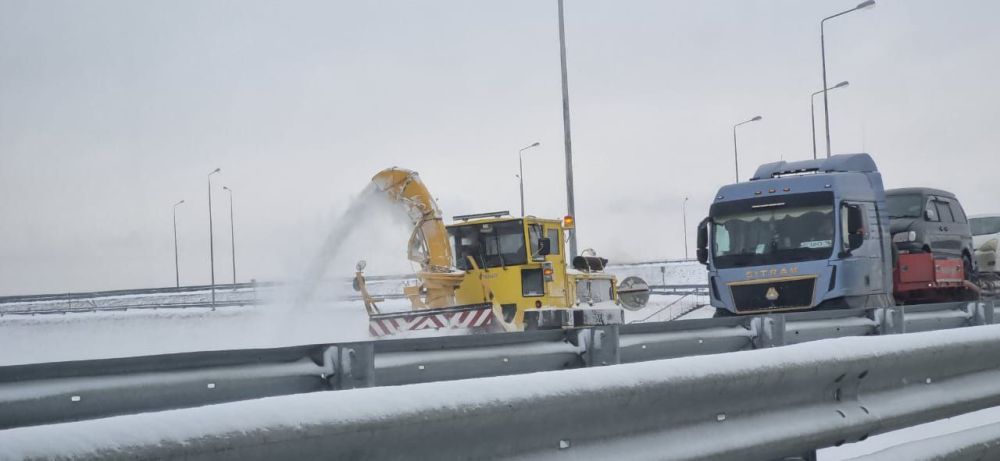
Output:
left=730, top=277, right=816, bottom=313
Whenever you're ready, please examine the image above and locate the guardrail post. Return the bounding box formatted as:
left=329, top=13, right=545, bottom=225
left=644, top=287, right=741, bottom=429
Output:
left=334, top=342, right=375, bottom=389
left=584, top=325, right=620, bottom=367
left=874, top=306, right=905, bottom=335
left=752, top=314, right=785, bottom=349
left=971, top=300, right=995, bottom=326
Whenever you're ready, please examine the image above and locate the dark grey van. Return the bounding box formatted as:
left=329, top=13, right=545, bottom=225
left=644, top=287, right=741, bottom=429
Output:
left=885, top=187, right=976, bottom=275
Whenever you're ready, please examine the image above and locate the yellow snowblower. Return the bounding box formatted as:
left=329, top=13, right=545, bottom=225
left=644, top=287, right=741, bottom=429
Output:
left=354, top=167, right=648, bottom=337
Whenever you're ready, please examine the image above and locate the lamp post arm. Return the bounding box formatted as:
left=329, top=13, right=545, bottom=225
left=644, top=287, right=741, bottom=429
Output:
left=732, top=125, right=739, bottom=183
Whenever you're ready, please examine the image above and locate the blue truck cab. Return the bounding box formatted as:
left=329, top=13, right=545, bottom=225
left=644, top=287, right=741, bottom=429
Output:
left=696, top=154, right=894, bottom=315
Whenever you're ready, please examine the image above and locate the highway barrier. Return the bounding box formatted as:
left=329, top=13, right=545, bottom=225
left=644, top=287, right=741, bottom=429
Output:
left=0, top=300, right=994, bottom=431
left=4, top=324, right=1000, bottom=460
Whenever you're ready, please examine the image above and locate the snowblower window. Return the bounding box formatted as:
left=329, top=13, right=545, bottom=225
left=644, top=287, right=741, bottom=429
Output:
left=449, top=220, right=528, bottom=270
left=529, top=224, right=545, bottom=261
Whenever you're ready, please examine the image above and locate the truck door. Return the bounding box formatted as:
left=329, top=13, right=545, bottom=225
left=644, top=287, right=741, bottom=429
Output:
left=860, top=202, right=885, bottom=294
left=527, top=223, right=567, bottom=301
left=841, top=201, right=884, bottom=295
left=543, top=224, right=567, bottom=299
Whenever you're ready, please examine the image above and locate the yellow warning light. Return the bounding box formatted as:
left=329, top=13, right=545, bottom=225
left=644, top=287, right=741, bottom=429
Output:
left=563, top=215, right=575, bottom=229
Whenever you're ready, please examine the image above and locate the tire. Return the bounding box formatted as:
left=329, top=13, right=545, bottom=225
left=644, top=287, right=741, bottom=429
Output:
left=963, top=254, right=974, bottom=281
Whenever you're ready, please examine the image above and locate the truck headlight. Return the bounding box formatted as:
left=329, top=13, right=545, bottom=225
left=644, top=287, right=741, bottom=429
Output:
left=892, top=231, right=916, bottom=243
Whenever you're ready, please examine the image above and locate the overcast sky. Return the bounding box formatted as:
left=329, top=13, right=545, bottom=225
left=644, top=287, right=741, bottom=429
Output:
left=2, top=0, right=998, bottom=295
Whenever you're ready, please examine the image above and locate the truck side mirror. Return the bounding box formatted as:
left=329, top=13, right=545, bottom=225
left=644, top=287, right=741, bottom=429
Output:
left=842, top=204, right=865, bottom=255
left=537, top=237, right=551, bottom=256
left=696, top=218, right=710, bottom=265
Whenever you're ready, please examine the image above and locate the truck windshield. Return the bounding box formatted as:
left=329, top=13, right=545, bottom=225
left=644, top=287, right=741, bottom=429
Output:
left=886, top=194, right=923, bottom=218
left=710, top=192, right=835, bottom=269
left=971, top=217, right=1000, bottom=236
left=449, top=220, right=528, bottom=270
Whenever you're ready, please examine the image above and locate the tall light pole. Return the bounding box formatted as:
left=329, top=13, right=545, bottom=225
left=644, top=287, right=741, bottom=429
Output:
left=821, top=0, right=875, bottom=158
left=207, top=167, right=221, bottom=307
left=172, top=200, right=185, bottom=288
left=222, top=186, right=236, bottom=286
left=518, top=142, right=541, bottom=217
left=557, top=0, right=578, bottom=258
left=682, top=196, right=690, bottom=260
left=811, top=80, right=850, bottom=159
left=733, top=116, right=763, bottom=183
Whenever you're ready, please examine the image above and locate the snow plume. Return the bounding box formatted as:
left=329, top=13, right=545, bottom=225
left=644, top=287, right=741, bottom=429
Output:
left=255, top=182, right=417, bottom=344
left=292, top=183, right=378, bottom=309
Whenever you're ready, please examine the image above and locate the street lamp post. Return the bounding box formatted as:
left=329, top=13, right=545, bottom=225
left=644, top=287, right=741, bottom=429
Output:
left=811, top=80, right=850, bottom=159
left=207, top=168, right=221, bottom=307
left=557, top=0, right=578, bottom=258
left=733, top=116, right=763, bottom=183
left=172, top=200, right=185, bottom=288
left=518, top=142, right=541, bottom=216
left=821, top=0, right=875, bottom=158
left=222, top=186, right=237, bottom=286
left=682, top=196, right=689, bottom=260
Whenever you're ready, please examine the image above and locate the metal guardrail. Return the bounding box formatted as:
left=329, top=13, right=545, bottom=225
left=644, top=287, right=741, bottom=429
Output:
left=0, top=300, right=994, bottom=431
left=0, top=282, right=706, bottom=317
left=0, top=282, right=268, bottom=304
left=5, top=323, right=1000, bottom=460
left=0, top=300, right=258, bottom=316
left=0, top=276, right=408, bottom=307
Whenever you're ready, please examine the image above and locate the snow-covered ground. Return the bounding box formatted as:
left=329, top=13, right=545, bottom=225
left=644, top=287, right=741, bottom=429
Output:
left=0, top=302, right=370, bottom=366
left=0, top=261, right=707, bottom=366
left=0, top=292, right=707, bottom=366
